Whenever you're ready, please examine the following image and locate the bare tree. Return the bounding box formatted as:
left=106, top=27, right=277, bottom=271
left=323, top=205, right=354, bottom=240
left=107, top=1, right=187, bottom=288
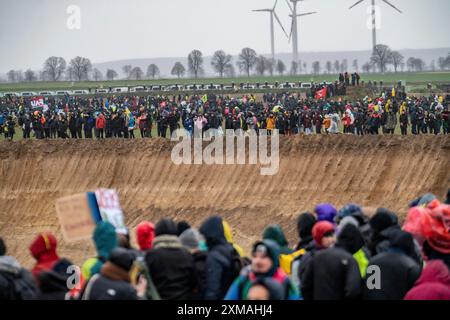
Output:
left=400, top=62, right=406, bottom=72
left=407, top=57, right=425, bottom=72
left=211, top=50, right=232, bottom=78
left=224, top=64, right=235, bottom=78
left=362, top=62, right=372, bottom=73
left=24, top=69, right=36, bottom=82
left=7, top=70, right=16, bottom=82
left=290, top=61, right=298, bottom=75
left=430, top=60, right=436, bottom=72
left=352, top=59, right=359, bottom=72
left=276, top=60, right=286, bottom=75
left=146, top=64, right=160, bottom=79
left=122, top=65, right=132, bottom=79
left=43, top=56, right=67, bottom=81
left=266, top=59, right=276, bottom=76
left=326, top=61, right=332, bottom=74
left=188, top=49, right=204, bottom=79
left=106, top=69, right=118, bottom=81
left=69, top=56, right=92, bottom=81
left=15, top=70, right=23, bottom=82
left=171, top=62, right=186, bottom=79
left=130, top=67, right=144, bottom=80
left=92, top=68, right=103, bottom=81
left=370, top=44, right=393, bottom=73
left=340, top=59, right=348, bottom=73
left=237, top=47, right=257, bottom=77
left=255, top=56, right=270, bottom=76
left=312, top=61, right=321, bottom=75
left=303, top=62, right=307, bottom=74
left=391, top=51, right=404, bottom=73
left=334, top=60, right=340, bottom=73
left=298, top=60, right=303, bottom=74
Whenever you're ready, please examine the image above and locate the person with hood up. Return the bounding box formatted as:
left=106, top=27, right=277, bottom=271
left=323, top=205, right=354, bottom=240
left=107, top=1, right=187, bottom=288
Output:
left=179, top=228, right=208, bottom=299
left=404, top=260, right=450, bottom=300
left=335, top=203, right=372, bottom=244
left=295, top=221, right=336, bottom=296
left=294, top=212, right=316, bottom=251
left=314, top=203, right=337, bottom=224
left=262, top=224, right=303, bottom=275
left=369, top=208, right=423, bottom=266
left=199, top=215, right=237, bottom=300
left=29, top=233, right=61, bottom=279
left=35, top=258, right=74, bottom=300
left=82, top=222, right=118, bottom=280
left=80, top=248, right=144, bottom=300
left=301, top=223, right=362, bottom=300
left=0, top=237, right=37, bottom=300
left=135, top=221, right=155, bottom=252
left=225, top=240, right=299, bottom=300
left=291, top=213, right=317, bottom=289
left=363, top=231, right=422, bottom=300
left=145, top=218, right=197, bottom=300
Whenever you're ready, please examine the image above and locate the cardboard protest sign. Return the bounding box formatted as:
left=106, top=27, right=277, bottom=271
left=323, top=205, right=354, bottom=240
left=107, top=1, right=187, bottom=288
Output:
left=55, top=193, right=100, bottom=242
left=94, top=189, right=127, bottom=234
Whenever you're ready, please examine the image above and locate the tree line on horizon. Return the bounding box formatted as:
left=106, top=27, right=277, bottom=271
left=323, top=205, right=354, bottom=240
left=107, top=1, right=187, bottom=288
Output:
left=4, top=45, right=450, bottom=83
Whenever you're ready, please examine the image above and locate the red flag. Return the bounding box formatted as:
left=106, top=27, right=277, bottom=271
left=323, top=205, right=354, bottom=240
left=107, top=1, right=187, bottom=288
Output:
left=315, top=88, right=327, bottom=100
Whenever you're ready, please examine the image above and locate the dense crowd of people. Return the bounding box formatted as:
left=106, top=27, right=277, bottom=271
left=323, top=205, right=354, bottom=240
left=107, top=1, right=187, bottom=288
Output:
left=1, top=190, right=449, bottom=300
left=0, top=88, right=449, bottom=141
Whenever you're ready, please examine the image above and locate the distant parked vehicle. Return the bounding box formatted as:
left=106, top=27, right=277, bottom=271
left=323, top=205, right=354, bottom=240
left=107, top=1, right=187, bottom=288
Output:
left=55, top=90, right=72, bottom=95
left=20, top=92, right=38, bottom=97
left=110, top=87, right=129, bottom=93
left=129, top=86, right=147, bottom=93
left=222, top=85, right=234, bottom=90
left=280, top=82, right=297, bottom=89
left=38, top=91, right=55, bottom=96
left=242, top=84, right=256, bottom=90
left=95, top=88, right=109, bottom=94
left=151, top=85, right=163, bottom=91
left=300, top=83, right=313, bottom=89
left=72, top=89, right=89, bottom=95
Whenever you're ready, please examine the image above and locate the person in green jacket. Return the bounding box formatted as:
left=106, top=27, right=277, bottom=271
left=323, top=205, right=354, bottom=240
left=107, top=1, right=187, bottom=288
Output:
left=82, top=222, right=118, bottom=280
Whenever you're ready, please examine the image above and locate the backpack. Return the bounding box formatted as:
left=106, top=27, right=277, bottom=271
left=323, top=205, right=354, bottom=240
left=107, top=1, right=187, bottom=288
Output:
left=216, top=245, right=249, bottom=290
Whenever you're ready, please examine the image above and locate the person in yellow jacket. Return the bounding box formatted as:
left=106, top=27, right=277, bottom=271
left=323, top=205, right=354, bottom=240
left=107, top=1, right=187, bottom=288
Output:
left=222, top=220, right=246, bottom=258
left=266, top=114, right=276, bottom=134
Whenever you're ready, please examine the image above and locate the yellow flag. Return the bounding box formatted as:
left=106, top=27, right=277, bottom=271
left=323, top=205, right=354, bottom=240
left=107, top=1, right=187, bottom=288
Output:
left=201, top=94, right=208, bottom=103
left=392, top=88, right=395, bottom=97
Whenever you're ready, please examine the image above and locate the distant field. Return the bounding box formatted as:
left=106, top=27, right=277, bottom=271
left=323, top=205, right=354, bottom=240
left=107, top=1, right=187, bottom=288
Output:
left=1, top=72, right=450, bottom=93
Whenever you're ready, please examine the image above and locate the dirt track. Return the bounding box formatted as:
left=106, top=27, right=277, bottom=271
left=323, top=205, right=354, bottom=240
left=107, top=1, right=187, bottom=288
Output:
left=0, top=135, right=449, bottom=267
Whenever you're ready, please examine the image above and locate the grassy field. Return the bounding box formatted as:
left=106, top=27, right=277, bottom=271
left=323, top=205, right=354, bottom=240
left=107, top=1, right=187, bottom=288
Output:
left=1, top=72, right=450, bottom=93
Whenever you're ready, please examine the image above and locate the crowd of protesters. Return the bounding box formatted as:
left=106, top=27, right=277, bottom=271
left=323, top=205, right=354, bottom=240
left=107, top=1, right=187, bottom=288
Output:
left=0, top=190, right=449, bottom=300
left=0, top=86, right=449, bottom=141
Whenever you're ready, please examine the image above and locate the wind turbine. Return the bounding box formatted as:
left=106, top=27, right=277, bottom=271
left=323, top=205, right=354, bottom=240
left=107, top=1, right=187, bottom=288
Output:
left=349, top=0, right=402, bottom=51
left=253, top=0, right=289, bottom=61
left=285, top=0, right=317, bottom=64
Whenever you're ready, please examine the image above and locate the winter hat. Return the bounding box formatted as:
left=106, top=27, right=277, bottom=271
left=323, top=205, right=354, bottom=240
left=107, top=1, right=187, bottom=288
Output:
left=155, top=218, right=178, bottom=236
left=136, top=221, right=155, bottom=251
left=252, top=239, right=281, bottom=272
left=296, top=212, right=316, bottom=240
left=93, top=221, right=118, bottom=260
left=262, top=224, right=289, bottom=251
left=177, top=221, right=191, bottom=236
left=0, top=237, right=6, bottom=256
left=108, top=248, right=136, bottom=272
left=312, top=221, right=335, bottom=248
left=337, top=223, right=364, bottom=254
left=369, top=208, right=398, bottom=233
left=337, top=204, right=366, bottom=225
left=315, top=203, right=337, bottom=224
left=29, top=233, right=59, bottom=261
left=389, top=230, right=415, bottom=257
left=179, top=228, right=204, bottom=250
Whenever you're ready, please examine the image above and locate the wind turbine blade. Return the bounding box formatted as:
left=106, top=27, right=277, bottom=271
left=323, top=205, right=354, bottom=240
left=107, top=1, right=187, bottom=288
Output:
left=273, top=0, right=278, bottom=11
left=252, top=9, right=271, bottom=12
left=288, top=17, right=294, bottom=43
left=285, top=0, right=293, bottom=13
left=381, top=0, right=403, bottom=13
left=273, top=11, right=289, bottom=38
left=349, top=0, right=365, bottom=9
left=297, top=11, right=317, bottom=17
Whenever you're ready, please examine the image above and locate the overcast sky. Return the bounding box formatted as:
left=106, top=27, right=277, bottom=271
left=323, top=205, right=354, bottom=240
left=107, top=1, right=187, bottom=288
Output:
left=1, top=0, right=449, bottom=72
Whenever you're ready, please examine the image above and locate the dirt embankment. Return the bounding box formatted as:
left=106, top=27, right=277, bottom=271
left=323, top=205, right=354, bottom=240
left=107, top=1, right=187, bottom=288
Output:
left=0, top=135, right=449, bottom=267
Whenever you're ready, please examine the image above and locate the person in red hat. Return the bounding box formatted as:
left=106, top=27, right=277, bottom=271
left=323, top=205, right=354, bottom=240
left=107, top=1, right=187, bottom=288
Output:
left=136, top=221, right=155, bottom=252
left=29, top=233, right=61, bottom=279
